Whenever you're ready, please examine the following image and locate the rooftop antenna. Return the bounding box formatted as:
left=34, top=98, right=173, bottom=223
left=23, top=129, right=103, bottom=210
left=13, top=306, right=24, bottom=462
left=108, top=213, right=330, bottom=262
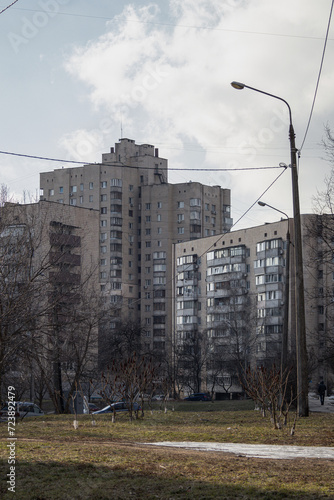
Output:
left=120, top=116, right=123, bottom=139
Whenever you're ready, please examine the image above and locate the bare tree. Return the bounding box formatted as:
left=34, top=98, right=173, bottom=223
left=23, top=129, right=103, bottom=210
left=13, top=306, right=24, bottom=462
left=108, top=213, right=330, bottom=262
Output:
left=98, top=319, right=146, bottom=370
left=0, top=200, right=101, bottom=411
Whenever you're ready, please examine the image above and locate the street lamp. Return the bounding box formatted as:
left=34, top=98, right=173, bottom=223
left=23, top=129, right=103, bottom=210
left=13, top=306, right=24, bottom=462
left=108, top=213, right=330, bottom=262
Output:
left=232, top=81, right=309, bottom=416
left=257, top=201, right=290, bottom=378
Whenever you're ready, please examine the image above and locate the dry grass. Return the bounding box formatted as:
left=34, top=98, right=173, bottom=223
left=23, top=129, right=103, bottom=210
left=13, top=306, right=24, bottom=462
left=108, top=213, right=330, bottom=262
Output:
left=0, top=401, right=333, bottom=499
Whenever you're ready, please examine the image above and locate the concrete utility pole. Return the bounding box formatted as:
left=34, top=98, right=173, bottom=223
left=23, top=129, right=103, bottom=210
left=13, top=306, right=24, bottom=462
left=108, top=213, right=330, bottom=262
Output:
left=231, top=81, right=309, bottom=416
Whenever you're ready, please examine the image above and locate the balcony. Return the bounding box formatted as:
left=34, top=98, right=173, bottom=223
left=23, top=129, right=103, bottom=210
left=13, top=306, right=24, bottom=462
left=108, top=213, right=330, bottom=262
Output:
left=50, top=233, right=81, bottom=248
left=49, top=252, right=81, bottom=267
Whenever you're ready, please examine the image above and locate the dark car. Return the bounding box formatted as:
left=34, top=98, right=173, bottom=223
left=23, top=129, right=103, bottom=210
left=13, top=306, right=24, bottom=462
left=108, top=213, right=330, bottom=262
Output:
left=184, top=393, right=211, bottom=401
left=92, top=401, right=141, bottom=414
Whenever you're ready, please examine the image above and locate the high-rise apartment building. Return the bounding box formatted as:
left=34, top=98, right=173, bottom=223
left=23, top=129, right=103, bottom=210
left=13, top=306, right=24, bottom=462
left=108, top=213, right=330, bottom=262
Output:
left=40, top=138, right=232, bottom=359
left=173, top=216, right=333, bottom=397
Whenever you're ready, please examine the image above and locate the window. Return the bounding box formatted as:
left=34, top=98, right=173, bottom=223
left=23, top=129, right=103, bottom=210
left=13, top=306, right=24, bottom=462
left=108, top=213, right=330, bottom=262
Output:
left=59, top=186, right=63, bottom=193
left=80, top=183, right=84, bottom=191
left=157, top=227, right=162, bottom=234
left=145, top=267, right=151, bottom=274
left=145, top=254, right=151, bottom=261
left=153, top=251, right=166, bottom=259
left=178, top=227, right=184, bottom=234
left=79, top=196, right=83, bottom=204
left=177, top=214, right=184, bottom=222
left=100, top=233, right=107, bottom=241
left=101, top=207, right=107, bottom=214
left=205, top=203, right=209, bottom=210
left=70, top=198, right=77, bottom=206
left=157, top=201, right=162, bottom=208
left=100, top=271, right=107, bottom=279
left=110, top=178, right=122, bottom=187
left=100, top=246, right=107, bottom=254
left=101, top=194, right=107, bottom=201
left=178, top=201, right=184, bottom=208
left=110, top=230, right=121, bottom=239
left=157, top=214, right=161, bottom=221
left=89, top=195, right=93, bottom=202
left=110, top=217, right=122, bottom=225
left=153, top=276, right=166, bottom=285
left=89, top=182, right=94, bottom=189
left=190, top=211, right=200, bottom=220
left=154, top=264, right=166, bottom=272
left=70, top=185, right=77, bottom=193
left=146, top=229, right=151, bottom=235
left=190, top=198, right=201, bottom=207
left=49, top=189, right=54, bottom=196
left=145, top=216, right=151, bottom=222
left=101, top=181, right=107, bottom=188
left=129, top=184, right=134, bottom=191
left=145, top=203, right=151, bottom=210
left=100, top=259, right=106, bottom=266
left=146, top=241, right=151, bottom=248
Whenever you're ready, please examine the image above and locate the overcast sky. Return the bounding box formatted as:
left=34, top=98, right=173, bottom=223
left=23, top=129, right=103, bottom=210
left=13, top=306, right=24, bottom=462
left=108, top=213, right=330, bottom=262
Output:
left=1, top=0, right=334, bottom=229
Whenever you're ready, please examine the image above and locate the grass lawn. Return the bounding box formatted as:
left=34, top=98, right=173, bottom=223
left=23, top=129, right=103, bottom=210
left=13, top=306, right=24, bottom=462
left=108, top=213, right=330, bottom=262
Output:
left=0, top=400, right=333, bottom=499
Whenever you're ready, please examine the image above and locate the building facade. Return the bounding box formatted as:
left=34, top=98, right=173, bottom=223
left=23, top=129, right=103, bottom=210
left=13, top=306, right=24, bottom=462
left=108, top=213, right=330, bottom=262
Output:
left=40, top=138, right=232, bottom=360
left=173, top=216, right=333, bottom=397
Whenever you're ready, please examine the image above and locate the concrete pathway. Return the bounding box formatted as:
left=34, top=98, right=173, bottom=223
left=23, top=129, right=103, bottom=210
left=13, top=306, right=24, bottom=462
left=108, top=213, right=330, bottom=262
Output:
left=308, top=395, right=334, bottom=413
left=143, top=397, right=334, bottom=460
left=144, top=441, right=334, bottom=459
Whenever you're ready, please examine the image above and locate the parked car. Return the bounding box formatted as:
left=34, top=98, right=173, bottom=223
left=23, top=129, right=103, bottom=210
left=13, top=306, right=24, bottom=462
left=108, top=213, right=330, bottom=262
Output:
left=152, top=394, right=165, bottom=401
left=92, top=401, right=141, bottom=414
left=184, top=393, right=211, bottom=401
left=0, top=402, right=44, bottom=419
left=83, top=402, right=101, bottom=414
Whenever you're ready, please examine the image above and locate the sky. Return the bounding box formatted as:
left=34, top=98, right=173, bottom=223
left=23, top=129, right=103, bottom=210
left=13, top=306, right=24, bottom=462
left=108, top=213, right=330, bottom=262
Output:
left=1, top=0, right=334, bottom=229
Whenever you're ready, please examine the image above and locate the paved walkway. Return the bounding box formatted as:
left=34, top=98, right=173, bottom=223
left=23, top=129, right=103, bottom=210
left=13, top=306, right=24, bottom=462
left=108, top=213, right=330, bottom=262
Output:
left=308, top=395, right=334, bottom=413
left=144, top=441, right=334, bottom=459
left=144, top=397, right=334, bottom=460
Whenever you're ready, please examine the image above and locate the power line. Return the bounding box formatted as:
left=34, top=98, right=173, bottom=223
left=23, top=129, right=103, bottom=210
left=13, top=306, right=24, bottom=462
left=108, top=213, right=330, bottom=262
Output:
left=299, top=0, right=334, bottom=153
left=0, top=0, right=19, bottom=15
left=2, top=5, right=333, bottom=41
left=0, top=149, right=284, bottom=172
left=119, top=164, right=289, bottom=313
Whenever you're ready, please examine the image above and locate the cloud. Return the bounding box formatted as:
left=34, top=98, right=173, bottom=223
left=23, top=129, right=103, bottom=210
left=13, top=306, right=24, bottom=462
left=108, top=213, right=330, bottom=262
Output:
left=60, top=0, right=334, bottom=227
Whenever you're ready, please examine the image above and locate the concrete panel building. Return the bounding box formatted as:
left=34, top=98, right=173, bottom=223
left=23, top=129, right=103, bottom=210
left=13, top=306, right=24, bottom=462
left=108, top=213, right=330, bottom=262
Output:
left=40, top=139, right=232, bottom=361
left=173, top=216, right=333, bottom=397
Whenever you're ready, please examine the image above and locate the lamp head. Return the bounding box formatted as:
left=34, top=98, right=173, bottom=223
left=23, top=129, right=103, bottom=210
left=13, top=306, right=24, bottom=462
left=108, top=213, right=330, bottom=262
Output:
left=258, top=201, right=266, bottom=207
left=231, top=81, right=245, bottom=90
